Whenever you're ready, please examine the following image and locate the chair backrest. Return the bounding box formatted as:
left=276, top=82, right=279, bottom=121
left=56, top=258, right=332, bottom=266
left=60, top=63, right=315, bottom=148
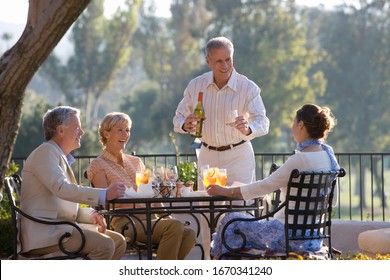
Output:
left=3, top=174, right=88, bottom=260
left=284, top=168, right=346, bottom=257
left=219, top=167, right=346, bottom=260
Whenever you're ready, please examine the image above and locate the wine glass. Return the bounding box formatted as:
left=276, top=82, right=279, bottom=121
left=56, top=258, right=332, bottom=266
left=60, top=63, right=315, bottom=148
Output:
left=165, top=165, right=178, bottom=196
left=216, top=168, right=227, bottom=187
left=226, top=110, right=238, bottom=130
left=152, top=166, right=164, bottom=188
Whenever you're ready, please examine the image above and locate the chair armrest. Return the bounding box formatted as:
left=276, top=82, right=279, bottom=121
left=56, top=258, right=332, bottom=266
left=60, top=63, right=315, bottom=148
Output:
left=15, top=207, right=86, bottom=257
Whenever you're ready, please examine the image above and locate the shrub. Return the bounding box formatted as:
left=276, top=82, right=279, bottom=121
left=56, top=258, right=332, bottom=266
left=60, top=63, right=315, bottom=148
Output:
left=0, top=162, right=19, bottom=259
left=0, top=219, right=13, bottom=259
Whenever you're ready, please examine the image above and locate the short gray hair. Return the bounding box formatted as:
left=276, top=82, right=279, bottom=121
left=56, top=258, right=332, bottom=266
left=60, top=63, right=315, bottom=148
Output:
left=205, top=36, right=234, bottom=58
left=43, top=106, right=80, bottom=140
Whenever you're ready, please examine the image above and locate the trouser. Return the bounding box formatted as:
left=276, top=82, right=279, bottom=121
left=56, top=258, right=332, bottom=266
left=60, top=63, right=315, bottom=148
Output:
left=197, top=141, right=256, bottom=259
left=27, top=225, right=127, bottom=260
left=113, top=216, right=196, bottom=260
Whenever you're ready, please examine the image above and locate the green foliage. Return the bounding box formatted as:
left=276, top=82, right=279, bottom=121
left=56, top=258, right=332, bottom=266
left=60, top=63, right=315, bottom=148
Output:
left=0, top=219, right=13, bottom=258
left=5, top=161, right=19, bottom=177
left=1, top=162, right=18, bottom=258
left=205, top=0, right=325, bottom=152
left=1, top=162, right=19, bottom=220
left=312, top=1, right=390, bottom=152
left=41, top=0, right=141, bottom=129
left=11, top=0, right=390, bottom=157
left=169, top=132, right=198, bottom=189
left=177, top=161, right=198, bottom=190
left=336, top=252, right=390, bottom=260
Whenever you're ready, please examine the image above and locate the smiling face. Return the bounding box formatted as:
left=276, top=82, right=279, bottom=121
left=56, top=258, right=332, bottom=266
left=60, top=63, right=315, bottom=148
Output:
left=56, top=114, right=84, bottom=154
left=104, top=121, right=131, bottom=153
left=206, top=46, right=234, bottom=88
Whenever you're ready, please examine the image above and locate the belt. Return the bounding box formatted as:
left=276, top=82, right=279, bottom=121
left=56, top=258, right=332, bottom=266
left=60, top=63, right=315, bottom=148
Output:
left=202, top=140, right=247, bottom=152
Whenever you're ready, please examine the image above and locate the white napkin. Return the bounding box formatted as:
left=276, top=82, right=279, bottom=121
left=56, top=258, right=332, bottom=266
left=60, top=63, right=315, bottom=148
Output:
left=181, top=190, right=209, bottom=197
left=125, top=184, right=155, bottom=198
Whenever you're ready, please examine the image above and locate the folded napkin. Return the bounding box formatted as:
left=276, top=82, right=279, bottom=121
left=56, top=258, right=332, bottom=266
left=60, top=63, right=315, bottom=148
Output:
left=181, top=190, right=209, bottom=197
left=125, top=184, right=155, bottom=198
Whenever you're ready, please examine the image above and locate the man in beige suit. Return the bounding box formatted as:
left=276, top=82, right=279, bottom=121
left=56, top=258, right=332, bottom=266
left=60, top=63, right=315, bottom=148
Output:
left=20, top=106, right=127, bottom=259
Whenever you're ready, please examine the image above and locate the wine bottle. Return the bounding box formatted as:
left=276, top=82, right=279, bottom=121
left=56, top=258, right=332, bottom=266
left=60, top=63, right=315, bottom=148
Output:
left=191, top=91, right=205, bottom=138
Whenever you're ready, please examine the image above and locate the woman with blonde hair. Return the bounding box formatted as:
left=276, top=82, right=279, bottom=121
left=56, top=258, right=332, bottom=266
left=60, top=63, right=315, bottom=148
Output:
left=87, top=112, right=196, bottom=260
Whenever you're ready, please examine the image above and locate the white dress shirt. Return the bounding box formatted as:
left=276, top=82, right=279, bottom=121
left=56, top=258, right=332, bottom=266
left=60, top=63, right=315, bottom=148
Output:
left=173, top=68, right=269, bottom=147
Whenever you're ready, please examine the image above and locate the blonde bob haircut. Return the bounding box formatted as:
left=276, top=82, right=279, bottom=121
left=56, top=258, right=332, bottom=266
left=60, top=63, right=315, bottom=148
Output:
left=99, top=112, right=132, bottom=146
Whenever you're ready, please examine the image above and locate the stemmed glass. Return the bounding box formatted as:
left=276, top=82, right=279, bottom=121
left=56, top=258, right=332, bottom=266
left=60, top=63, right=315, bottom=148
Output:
left=226, top=110, right=238, bottom=129
left=227, top=110, right=238, bottom=142
left=165, top=165, right=178, bottom=197
left=152, top=166, right=164, bottom=189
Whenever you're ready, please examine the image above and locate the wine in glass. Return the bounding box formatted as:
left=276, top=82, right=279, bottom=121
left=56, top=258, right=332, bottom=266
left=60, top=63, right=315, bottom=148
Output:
left=226, top=110, right=238, bottom=129
left=165, top=165, right=178, bottom=197
left=152, top=166, right=164, bottom=188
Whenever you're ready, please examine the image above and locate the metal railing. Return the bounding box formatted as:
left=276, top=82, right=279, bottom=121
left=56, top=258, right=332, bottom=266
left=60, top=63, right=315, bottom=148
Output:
left=11, top=152, right=390, bottom=222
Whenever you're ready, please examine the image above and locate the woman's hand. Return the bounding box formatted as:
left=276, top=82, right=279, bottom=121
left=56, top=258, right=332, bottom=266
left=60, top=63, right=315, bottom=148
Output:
left=206, top=184, right=230, bottom=197
left=91, top=211, right=107, bottom=234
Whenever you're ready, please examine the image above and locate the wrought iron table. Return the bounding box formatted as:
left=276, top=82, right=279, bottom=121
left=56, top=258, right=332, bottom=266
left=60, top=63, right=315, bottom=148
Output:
left=101, top=194, right=263, bottom=259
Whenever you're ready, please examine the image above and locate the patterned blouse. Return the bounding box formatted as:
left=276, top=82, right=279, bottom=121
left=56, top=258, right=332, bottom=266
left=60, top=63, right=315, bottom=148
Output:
left=87, top=149, right=147, bottom=213
left=87, top=149, right=144, bottom=188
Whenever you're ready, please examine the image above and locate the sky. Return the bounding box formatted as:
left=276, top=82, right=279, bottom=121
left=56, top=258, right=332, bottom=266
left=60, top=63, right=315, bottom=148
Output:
left=0, top=0, right=358, bottom=54
left=0, top=0, right=359, bottom=25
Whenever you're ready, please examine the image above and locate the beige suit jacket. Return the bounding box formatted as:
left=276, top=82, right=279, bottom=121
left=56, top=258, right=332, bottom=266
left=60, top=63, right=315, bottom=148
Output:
left=20, top=140, right=101, bottom=253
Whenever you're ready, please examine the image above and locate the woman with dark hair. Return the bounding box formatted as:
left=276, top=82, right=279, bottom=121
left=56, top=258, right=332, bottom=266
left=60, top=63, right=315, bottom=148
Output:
left=206, top=104, right=340, bottom=259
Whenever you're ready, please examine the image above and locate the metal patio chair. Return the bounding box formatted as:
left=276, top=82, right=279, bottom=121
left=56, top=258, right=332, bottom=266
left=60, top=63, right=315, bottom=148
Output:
left=218, top=167, right=346, bottom=260
left=4, top=174, right=88, bottom=260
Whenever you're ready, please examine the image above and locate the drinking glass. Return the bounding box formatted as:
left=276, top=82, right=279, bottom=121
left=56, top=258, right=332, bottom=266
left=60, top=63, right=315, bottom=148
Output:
left=165, top=165, right=178, bottom=196
left=226, top=110, right=238, bottom=129
left=204, top=167, right=218, bottom=187
left=136, top=168, right=151, bottom=186
left=198, top=164, right=209, bottom=188
left=135, top=170, right=144, bottom=186
left=152, top=166, right=164, bottom=188
left=216, top=168, right=227, bottom=187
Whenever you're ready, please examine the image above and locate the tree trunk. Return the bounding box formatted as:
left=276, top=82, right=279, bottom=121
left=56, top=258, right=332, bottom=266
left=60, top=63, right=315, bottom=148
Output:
left=0, top=0, right=91, bottom=191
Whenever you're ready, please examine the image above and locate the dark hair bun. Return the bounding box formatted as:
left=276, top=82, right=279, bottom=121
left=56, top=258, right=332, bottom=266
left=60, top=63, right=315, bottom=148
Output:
left=296, top=104, right=337, bottom=139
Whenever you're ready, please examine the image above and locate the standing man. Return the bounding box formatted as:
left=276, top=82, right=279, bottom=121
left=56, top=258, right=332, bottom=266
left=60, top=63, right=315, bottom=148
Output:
left=173, top=36, right=269, bottom=187
left=173, top=36, right=269, bottom=258
left=20, top=106, right=127, bottom=260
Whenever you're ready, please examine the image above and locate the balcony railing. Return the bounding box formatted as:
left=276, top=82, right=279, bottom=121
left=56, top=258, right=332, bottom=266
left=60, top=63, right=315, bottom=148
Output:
left=11, top=152, right=390, bottom=222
